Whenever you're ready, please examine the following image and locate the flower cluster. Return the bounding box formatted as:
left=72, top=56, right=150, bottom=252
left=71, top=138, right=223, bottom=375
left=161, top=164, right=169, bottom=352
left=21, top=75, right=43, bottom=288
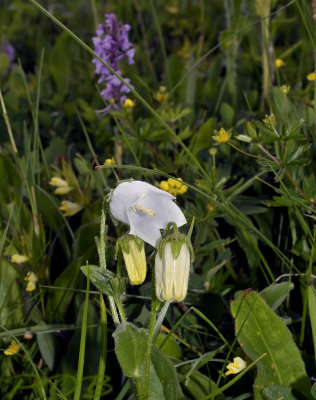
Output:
left=92, top=13, right=135, bottom=113
left=159, top=178, right=188, bottom=196
left=110, top=181, right=192, bottom=302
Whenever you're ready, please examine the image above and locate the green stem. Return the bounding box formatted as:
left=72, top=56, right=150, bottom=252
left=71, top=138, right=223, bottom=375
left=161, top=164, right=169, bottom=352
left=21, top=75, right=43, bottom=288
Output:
left=116, top=298, right=127, bottom=323
left=109, top=296, right=120, bottom=327
left=143, top=271, right=157, bottom=399
left=134, top=377, right=144, bottom=400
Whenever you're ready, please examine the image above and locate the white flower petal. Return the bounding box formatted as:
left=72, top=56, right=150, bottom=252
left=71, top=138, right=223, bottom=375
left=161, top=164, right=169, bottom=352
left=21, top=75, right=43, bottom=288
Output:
left=109, top=180, right=186, bottom=247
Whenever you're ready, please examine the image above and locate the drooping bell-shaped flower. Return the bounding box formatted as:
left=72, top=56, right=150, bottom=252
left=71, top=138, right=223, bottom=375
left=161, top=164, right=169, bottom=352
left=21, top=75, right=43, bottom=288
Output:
left=118, top=234, right=146, bottom=285
left=109, top=180, right=186, bottom=247
left=155, top=223, right=193, bottom=302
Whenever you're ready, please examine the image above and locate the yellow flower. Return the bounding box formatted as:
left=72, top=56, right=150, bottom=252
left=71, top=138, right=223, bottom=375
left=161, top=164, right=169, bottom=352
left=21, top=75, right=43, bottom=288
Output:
left=156, top=86, right=168, bottom=103
left=104, top=158, right=115, bottom=166
left=4, top=340, right=20, bottom=356
left=159, top=178, right=188, bottom=196
left=275, top=58, right=285, bottom=68
left=213, top=128, right=231, bottom=143
left=24, top=331, right=33, bottom=340
left=49, top=177, right=73, bottom=195
left=307, top=72, right=316, bottom=81
left=60, top=201, right=83, bottom=217
left=225, top=357, right=247, bottom=375
left=123, top=98, right=135, bottom=108
left=11, top=254, right=29, bottom=264
left=25, top=271, right=38, bottom=292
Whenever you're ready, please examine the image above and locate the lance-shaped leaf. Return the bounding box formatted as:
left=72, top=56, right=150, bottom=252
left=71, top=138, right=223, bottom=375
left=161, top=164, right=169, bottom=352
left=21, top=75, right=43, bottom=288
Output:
left=231, top=290, right=312, bottom=400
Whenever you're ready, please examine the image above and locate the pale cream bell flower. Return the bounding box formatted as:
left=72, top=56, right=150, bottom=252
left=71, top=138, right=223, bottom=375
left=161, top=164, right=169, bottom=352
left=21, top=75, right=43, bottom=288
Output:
left=60, top=201, right=83, bottom=217
left=11, top=254, right=29, bottom=264
left=49, top=177, right=73, bottom=195
left=25, top=271, right=38, bottom=292
left=225, top=357, right=247, bottom=375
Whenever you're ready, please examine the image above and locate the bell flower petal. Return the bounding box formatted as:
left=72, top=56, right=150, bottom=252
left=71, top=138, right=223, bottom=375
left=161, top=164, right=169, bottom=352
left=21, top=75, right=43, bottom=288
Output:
left=109, top=181, right=186, bottom=247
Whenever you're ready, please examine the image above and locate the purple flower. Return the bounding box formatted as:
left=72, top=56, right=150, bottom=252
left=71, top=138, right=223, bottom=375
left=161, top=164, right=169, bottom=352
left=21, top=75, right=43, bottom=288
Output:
left=92, top=13, right=135, bottom=113
left=1, top=39, right=15, bottom=76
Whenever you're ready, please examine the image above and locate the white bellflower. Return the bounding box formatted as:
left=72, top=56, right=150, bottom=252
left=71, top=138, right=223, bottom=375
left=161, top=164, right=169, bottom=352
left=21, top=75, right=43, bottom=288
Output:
left=109, top=181, right=186, bottom=247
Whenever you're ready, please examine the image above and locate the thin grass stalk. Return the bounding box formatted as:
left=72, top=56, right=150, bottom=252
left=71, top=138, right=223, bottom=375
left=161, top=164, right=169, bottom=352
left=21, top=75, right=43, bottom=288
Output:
left=93, top=294, right=107, bottom=400
left=0, top=90, right=18, bottom=153
left=73, top=265, right=90, bottom=400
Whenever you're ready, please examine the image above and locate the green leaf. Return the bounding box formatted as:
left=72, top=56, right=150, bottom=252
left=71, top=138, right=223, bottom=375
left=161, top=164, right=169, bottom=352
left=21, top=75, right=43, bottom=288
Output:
left=36, top=323, right=57, bottom=370
left=151, top=346, right=184, bottom=400
left=260, top=282, right=294, bottom=311
left=286, top=144, right=311, bottom=166
left=154, top=333, right=182, bottom=359
left=231, top=290, right=312, bottom=400
left=220, top=103, right=235, bottom=127
left=312, top=382, right=316, bottom=399
left=308, top=285, right=316, bottom=363
left=190, top=117, right=216, bottom=156
left=81, top=265, right=126, bottom=299
left=113, top=322, right=148, bottom=378
left=262, top=385, right=298, bottom=400
left=303, top=174, right=316, bottom=201
left=0, top=52, right=10, bottom=74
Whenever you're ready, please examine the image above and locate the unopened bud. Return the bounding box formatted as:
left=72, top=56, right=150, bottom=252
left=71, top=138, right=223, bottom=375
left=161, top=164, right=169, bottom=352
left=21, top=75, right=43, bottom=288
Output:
left=155, top=233, right=192, bottom=302
left=118, top=235, right=146, bottom=285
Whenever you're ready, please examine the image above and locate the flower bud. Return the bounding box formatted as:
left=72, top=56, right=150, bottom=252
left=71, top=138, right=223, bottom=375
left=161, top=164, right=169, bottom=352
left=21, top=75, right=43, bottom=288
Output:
left=155, top=234, right=191, bottom=302
left=119, top=235, right=146, bottom=285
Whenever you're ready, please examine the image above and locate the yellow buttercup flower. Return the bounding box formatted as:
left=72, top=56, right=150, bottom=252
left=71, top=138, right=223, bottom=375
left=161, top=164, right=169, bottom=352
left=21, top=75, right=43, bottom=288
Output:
left=159, top=178, right=188, bottom=196
left=123, top=98, right=135, bottom=108
left=104, top=158, right=116, bottom=166
left=11, top=254, right=29, bottom=264
left=225, top=357, right=247, bottom=375
left=25, top=271, right=38, bottom=292
left=213, top=128, right=231, bottom=143
left=4, top=340, right=20, bottom=356
left=49, top=177, right=73, bottom=195
left=60, top=201, right=83, bottom=217
left=156, top=86, right=168, bottom=103
left=275, top=58, right=285, bottom=68
left=307, top=72, right=316, bottom=81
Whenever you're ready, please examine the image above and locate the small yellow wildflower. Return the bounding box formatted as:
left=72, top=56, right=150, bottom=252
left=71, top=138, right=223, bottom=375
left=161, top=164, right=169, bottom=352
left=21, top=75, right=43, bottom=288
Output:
left=24, top=331, right=33, bottom=340
left=159, top=178, right=188, bottom=196
left=25, top=271, right=38, bottom=292
left=4, top=340, right=20, bottom=356
left=213, top=128, right=231, bottom=143
left=60, top=201, right=83, bottom=217
left=123, top=98, right=135, bottom=109
left=49, top=177, right=73, bottom=195
left=307, top=72, right=316, bottom=81
left=275, top=58, right=285, bottom=68
left=104, top=158, right=116, bottom=166
left=280, top=84, right=290, bottom=94
left=156, top=86, right=168, bottom=103
left=225, top=357, right=247, bottom=375
left=11, top=254, right=29, bottom=264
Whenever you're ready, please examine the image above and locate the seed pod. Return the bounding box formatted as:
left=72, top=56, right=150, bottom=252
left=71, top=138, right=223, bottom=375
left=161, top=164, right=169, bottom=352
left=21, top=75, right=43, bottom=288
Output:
left=155, top=235, right=191, bottom=302
left=119, top=235, right=146, bottom=285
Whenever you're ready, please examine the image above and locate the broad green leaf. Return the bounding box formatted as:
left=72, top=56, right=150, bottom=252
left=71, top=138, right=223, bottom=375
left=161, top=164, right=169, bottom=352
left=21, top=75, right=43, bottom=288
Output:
left=190, top=117, right=216, bottom=156
left=154, top=333, right=182, bottom=359
left=260, top=282, right=294, bottom=311
left=303, top=174, right=316, bottom=201
left=113, top=322, right=148, bottom=378
left=36, top=323, right=57, bottom=370
left=262, top=385, right=297, bottom=400
left=220, top=103, right=235, bottom=127
left=151, top=346, right=184, bottom=400
left=0, top=52, right=10, bottom=74
left=312, top=382, right=316, bottom=399
left=308, top=285, right=316, bottom=362
left=231, top=290, right=312, bottom=400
